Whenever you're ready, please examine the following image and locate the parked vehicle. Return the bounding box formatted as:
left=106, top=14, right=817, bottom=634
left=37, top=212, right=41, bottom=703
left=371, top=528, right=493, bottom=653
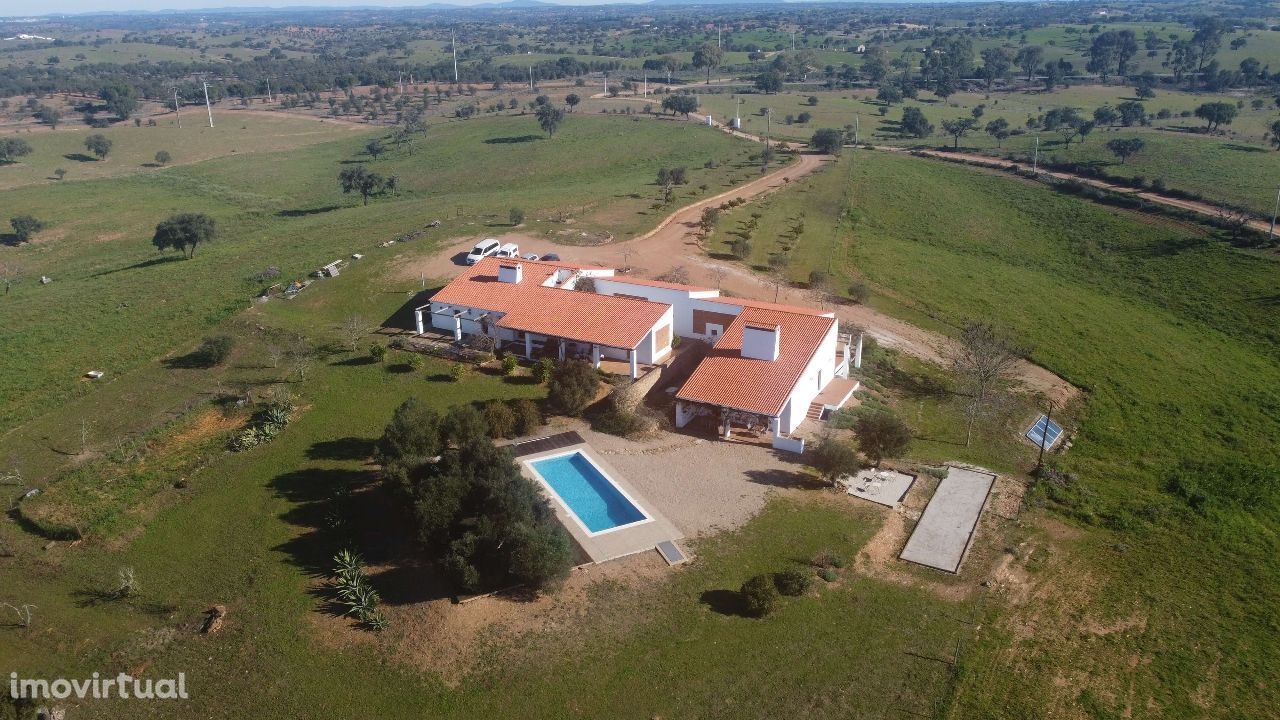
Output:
left=541, top=253, right=561, bottom=262
left=466, top=239, right=500, bottom=265
left=496, top=242, right=520, bottom=258
left=523, top=252, right=540, bottom=261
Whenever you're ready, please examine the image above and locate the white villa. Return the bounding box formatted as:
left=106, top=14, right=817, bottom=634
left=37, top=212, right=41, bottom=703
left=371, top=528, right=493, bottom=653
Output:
left=416, top=257, right=859, bottom=451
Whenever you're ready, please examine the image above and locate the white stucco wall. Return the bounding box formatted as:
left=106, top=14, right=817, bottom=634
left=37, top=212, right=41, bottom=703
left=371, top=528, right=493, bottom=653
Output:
left=779, top=322, right=839, bottom=434
left=592, top=278, right=719, bottom=339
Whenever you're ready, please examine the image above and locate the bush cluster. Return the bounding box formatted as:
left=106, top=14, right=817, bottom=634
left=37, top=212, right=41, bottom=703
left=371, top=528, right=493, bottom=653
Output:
left=228, top=394, right=294, bottom=452
left=376, top=401, right=572, bottom=594
left=332, top=549, right=387, bottom=631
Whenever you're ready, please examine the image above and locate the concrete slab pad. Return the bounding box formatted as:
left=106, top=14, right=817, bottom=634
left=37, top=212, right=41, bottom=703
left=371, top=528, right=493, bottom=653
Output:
left=519, top=443, right=682, bottom=564
left=841, top=468, right=916, bottom=508
left=899, top=466, right=996, bottom=573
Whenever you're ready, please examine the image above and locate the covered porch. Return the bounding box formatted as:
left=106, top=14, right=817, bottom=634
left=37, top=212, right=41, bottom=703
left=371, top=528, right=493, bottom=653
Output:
left=513, top=332, right=645, bottom=380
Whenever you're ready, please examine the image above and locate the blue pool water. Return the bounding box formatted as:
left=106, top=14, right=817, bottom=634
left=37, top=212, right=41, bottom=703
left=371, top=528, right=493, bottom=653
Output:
left=529, top=452, right=647, bottom=533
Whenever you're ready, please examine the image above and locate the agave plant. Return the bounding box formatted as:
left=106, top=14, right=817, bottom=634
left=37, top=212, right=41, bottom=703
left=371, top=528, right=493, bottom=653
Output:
left=333, top=549, right=364, bottom=582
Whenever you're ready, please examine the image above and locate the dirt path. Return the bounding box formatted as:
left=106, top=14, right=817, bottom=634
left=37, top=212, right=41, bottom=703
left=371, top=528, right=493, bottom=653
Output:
left=893, top=146, right=1273, bottom=234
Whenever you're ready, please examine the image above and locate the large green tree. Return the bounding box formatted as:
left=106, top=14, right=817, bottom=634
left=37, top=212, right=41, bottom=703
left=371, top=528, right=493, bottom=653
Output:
left=151, top=213, right=216, bottom=258
left=692, top=42, right=724, bottom=84
left=338, top=166, right=388, bottom=205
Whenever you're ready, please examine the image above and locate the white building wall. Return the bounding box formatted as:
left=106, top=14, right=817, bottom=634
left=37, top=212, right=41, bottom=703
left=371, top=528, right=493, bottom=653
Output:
left=779, top=322, right=839, bottom=434
left=592, top=278, right=719, bottom=338
left=636, top=307, right=675, bottom=364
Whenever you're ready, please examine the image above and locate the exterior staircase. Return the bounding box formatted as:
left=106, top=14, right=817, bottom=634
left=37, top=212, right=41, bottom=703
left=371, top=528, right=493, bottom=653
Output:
left=806, top=401, right=825, bottom=421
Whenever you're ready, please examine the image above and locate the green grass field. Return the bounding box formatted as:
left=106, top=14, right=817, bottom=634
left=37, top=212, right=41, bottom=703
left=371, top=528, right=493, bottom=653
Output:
left=0, top=113, right=757, bottom=443
left=0, top=111, right=362, bottom=191
left=711, top=151, right=1280, bottom=717
left=0, top=245, right=969, bottom=719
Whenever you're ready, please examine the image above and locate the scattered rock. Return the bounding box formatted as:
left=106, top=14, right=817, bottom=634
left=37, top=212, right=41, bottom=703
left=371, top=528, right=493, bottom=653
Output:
left=201, top=605, right=227, bottom=634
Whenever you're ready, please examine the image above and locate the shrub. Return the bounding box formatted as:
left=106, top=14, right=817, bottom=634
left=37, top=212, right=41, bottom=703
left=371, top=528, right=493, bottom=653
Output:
left=482, top=399, right=517, bottom=438
left=509, top=207, right=525, bottom=225
left=192, top=335, right=234, bottom=367
left=449, top=363, right=466, bottom=381
left=819, top=567, right=838, bottom=582
left=774, top=567, right=812, bottom=596
left=547, top=360, right=599, bottom=416
left=369, top=343, right=387, bottom=363
left=847, top=282, right=870, bottom=304
left=502, top=354, right=518, bottom=375
left=812, top=549, right=846, bottom=569
left=853, top=411, right=912, bottom=463
left=534, top=357, right=556, bottom=383
left=510, top=398, right=543, bottom=436
left=592, top=400, right=648, bottom=437
left=740, top=574, right=779, bottom=617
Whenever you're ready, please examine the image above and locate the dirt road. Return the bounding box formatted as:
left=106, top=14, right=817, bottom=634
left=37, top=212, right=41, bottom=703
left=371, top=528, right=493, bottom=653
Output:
left=894, top=146, right=1273, bottom=235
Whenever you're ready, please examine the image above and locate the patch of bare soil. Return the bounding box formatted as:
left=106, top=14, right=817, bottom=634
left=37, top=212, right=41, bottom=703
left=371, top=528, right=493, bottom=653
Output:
left=308, top=551, right=670, bottom=686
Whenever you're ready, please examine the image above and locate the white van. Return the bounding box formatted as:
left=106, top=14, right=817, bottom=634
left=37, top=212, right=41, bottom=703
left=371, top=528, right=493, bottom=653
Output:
left=496, top=242, right=520, bottom=259
left=466, top=238, right=500, bottom=265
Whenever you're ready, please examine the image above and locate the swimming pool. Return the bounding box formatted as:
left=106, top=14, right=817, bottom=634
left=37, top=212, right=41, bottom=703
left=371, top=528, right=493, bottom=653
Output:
left=526, top=451, right=651, bottom=536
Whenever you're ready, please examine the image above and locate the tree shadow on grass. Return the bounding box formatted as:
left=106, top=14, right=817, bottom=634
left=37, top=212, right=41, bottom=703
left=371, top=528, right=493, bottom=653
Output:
left=743, top=468, right=819, bottom=489
left=271, top=467, right=377, bottom=576
left=387, top=362, right=416, bottom=374
left=162, top=351, right=220, bottom=370
left=91, top=255, right=184, bottom=277
left=63, top=153, right=98, bottom=163
left=0, top=233, right=22, bottom=247
left=699, top=589, right=749, bottom=617
left=277, top=205, right=340, bottom=218
left=483, top=134, right=541, bottom=144
left=1221, top=143, right=1267, bottom=153
left=306, top=437, right=376, bottom=461
left=503, top=375, right=538, bottom=385
left=331, top=355, right=376, bottom=367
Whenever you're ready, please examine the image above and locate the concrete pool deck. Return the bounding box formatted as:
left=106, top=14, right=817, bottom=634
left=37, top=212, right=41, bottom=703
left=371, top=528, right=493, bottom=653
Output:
left=518, top=443, right=683, bottom=564
left=899, top=466, right=997, bottom=573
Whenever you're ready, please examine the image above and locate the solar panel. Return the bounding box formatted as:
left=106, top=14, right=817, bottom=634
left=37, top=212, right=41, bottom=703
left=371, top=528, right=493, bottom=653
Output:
left=1026, top=415, right=1063, bottom=448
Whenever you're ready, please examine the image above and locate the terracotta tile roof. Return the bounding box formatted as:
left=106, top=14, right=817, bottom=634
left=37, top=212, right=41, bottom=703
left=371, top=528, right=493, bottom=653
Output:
left=676, top=307, right=835, bottom=417
left=702, top=295, right=832, bottom=316
left=431, top=258, right=669, bottom=349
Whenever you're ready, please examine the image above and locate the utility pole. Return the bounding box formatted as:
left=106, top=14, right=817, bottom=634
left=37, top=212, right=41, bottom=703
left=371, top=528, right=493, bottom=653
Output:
left=734, top=97, right=741, bottom=130
left=643, top=73, right=647, bottom=97
left=1032, top=135, right=1040, bottom=172
left=451, top=29, right=459, bottom=84
left=528, top=65, right=534, bottom=92
left=717, top=24, right=721, bottom=48
left=853, top=113, right=859, bottom=144
left=202, top=81, right=214, bottom=128
left=172, top=87, right=181, bottom=128
left=1269, top=186, right=1280, bottom=242
left=265, top=77, right=273, bottom=104
left=602, top=72, right=607, bottom=96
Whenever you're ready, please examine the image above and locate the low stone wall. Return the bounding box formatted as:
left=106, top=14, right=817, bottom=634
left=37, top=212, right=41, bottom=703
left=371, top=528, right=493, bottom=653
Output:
left=612, top=364, right=665, bottom=411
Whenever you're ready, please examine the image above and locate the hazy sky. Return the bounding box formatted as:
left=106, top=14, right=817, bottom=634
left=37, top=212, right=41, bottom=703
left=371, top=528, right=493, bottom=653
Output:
left=6, top=0, right=642, bottom=16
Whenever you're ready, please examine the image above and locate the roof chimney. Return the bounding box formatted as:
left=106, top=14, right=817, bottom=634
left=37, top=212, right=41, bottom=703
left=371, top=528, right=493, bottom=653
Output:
left=742, top=323, right=780, bottom=362
left=498, top=263, right=523, bottom=284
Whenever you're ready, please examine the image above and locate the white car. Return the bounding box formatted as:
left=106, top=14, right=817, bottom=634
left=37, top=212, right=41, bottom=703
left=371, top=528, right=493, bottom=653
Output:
left=466, top=239, right=500, bottom=265
left=496, top=243, right=520, bottom=259
left=523, top=252, right=540, bottom=261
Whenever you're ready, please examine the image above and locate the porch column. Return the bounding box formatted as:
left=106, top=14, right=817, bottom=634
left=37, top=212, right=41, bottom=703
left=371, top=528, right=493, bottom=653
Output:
left=629, top=349, right=638, bottom=379
left=557, top=339, right=566, bottom=361
left=771, top=417, right=782, bottom=438
left=414, top=309, right=425, bottom=335
left=525, top=333, right=533, bottom=359
left=854, top=333, right=864, bottom=369
left=592, top=344, right=601, bottom=369
left=722, top=415, right=732, bottom=439
left=453, top=314, right=462, bottom=342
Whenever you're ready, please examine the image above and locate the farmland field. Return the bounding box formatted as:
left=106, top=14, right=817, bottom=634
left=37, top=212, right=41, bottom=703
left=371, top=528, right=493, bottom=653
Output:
left=0, top=113, right=759, bottom=440
left=711, top=151, right=1280, bottom=717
